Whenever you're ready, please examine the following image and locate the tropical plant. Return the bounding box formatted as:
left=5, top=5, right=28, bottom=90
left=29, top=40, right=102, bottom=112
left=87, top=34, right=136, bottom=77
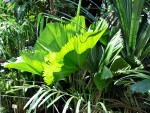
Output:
left=0, top=0, right=125, bottom=111
left=111, top=0, right=150, bottom=93
left=113, top=0, right=150, bottom=67
left=3, top=14, right=125, bottom=112
left=2, top=0, right=150, bottom=112
left=3, top=14, right=103, bottom=81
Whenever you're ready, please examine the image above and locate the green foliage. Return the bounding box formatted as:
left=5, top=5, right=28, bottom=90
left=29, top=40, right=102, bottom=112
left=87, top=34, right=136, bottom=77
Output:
left=23, top=85, right=111, bottom=113
left=43, top=28, right=106, bottom=84
left=110, top=55, right=131, bottom=73
left=114, top=72, right=150, bottom=93
left=35, top=16, right=86, bottom=53
left=113, top=0, right=150, bottom=95
left=130, top=78, right=150, bottom=93
left=4, top=16, right=107, bottom=85
left=93, top=30, right=123, bottom=90
left=0, top=0, right=43, bottom=60
left=4, top=50, right=47, bottom=75
left=0, top=20, right=35, bottom=58
left=24, top=87, right=76, bottom=113
left=113, top=0, right=150, bottom=63
left=2, top=0, right=150, bottom=112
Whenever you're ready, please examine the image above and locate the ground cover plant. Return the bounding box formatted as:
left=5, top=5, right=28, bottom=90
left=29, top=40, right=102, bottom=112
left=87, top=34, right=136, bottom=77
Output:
left=0, top=0, right=150, bottom=113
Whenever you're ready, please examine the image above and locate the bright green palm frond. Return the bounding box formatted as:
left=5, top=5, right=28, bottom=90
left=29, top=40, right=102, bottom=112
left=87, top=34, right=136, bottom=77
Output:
left=20, top=50, right=47, bottom=74
left=4, top=16, right=86, bottom=75
left=88, top=18, right=108, bottom=32
left=4, top=60, right=40, bottom=75
left=34, top=16, right=86, bottom=52
left=35, top=23, right=68, bottom=52
left=4, top=16, right=107, bottom=85
left=64, top=15, right=87, bottom=33
left=43, top=28, right=107, bottom=85
left=4, top=50, right=47, bottom=75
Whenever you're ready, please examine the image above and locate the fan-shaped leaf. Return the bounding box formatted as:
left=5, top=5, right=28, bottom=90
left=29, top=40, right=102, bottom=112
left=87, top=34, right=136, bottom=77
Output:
left=84, top=45, right=104, bottom=73
left=4, top=50, right=47, bottom=75
left=4, top=61, right=40, bottom=75
left=34, top=16, right=86, bottom=53
left=43, top=28, right=107, bottom=85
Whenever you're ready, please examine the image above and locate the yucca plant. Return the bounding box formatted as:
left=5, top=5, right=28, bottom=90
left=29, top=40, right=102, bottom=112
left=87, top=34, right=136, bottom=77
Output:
left=113, top=0, right=150, bottom=67
left=112, top=0, right=150, bottom=93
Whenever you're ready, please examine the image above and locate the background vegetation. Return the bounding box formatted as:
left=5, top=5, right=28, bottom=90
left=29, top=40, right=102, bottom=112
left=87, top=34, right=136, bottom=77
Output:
left=0, top=0, right=150, bottom=113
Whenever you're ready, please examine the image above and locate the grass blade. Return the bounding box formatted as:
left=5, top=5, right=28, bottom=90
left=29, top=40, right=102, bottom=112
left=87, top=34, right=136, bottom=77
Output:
left=47, top=93, right=65, bottom=108
left=24, top=88, right=43, bottom=109
left=98, top=102, right=108, bottom=113
left=62, top=96, right=74, bottom=113
left=87, top=100, right=91, bottom=113
left=32, top=90, right=51, bottom=109
left=75, top=98, right=82, bottom=113
left=38, top=91, right=57, bottom=107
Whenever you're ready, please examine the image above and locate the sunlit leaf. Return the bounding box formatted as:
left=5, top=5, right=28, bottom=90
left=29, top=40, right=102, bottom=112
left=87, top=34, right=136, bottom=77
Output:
left=43, top=28, right=107, bottom=85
